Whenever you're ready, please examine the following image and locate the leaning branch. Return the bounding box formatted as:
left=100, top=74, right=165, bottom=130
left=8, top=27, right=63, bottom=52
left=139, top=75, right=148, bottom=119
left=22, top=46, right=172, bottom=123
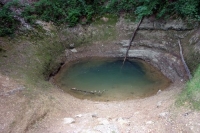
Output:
left=122, top=17, right=144, bottom=65
left=178, top=39, right=192, bottom=80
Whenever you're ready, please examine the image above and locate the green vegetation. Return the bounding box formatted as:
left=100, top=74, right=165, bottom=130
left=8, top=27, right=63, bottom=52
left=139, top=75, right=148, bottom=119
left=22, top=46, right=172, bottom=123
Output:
left=177, top=65, right=200, bottom=110
left=1, top=0, right=200, bottom=36
left=0, top=1, right=19, bottom=36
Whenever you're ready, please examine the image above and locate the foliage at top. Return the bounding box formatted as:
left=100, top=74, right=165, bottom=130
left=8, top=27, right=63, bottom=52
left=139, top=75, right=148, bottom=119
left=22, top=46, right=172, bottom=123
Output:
left=0, top=1, right=19, bottom=36
left=1, top=0, right=200, bottom=36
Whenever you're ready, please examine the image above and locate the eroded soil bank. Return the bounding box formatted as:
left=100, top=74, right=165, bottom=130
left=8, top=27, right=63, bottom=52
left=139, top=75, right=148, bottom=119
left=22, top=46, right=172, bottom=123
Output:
left=1, top=73, right=200, bottom=133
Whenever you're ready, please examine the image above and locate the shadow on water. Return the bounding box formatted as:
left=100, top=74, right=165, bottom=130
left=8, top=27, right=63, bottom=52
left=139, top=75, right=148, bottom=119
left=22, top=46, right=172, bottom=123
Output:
left=54, top=57, right=171, bottom=101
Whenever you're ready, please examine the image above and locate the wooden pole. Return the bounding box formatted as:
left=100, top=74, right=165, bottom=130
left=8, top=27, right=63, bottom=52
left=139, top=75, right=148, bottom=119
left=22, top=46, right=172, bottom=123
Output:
left=122, top=17, right=144, bottom=65
left=178, top=39, right=192, bottom=80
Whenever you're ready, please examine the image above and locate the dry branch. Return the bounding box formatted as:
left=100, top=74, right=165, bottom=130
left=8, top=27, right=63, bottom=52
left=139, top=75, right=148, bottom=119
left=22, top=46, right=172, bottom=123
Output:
left=178, top=39, right=192, bottom=80
left=71, top=88, right=105, bottom=95
left=122, top=17, right=144, bottom=65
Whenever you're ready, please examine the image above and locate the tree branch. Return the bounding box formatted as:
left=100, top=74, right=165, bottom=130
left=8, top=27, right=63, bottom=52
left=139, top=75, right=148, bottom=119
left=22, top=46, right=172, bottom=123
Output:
left=178, top=39, right=192, bottom=80
left=122, top=17, right=144, bottom=65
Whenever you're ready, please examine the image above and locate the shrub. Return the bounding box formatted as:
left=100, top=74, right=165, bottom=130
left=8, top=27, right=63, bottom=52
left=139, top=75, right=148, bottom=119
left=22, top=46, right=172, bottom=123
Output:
left=0, top=2, right=19, bottom=36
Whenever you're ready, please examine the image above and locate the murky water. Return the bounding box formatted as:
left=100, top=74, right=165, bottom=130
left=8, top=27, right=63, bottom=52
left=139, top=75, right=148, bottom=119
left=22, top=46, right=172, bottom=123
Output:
left=54, top=58, right=171, bottom=101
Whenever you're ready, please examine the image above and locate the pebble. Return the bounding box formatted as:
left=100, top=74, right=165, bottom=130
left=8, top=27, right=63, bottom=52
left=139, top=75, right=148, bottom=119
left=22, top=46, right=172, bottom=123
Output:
left=75, top=114, right=83, bottom=118
left=97, top=118, right=110, bottom=125
left=159, top=112, right=169, bottom=119
left=146, top=121, right=154, bottom=125
left=63, top=118, right=75, bottom=124
left=70, top=48, right=77, bottom=53
left=157, top=101, right=162, bottom=108
left=117, top=117, right=130, bottom=126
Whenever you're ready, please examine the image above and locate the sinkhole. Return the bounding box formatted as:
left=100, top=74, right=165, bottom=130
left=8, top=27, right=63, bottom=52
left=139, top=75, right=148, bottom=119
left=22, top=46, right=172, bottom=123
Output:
left=54, top=58, right=171, bottom=101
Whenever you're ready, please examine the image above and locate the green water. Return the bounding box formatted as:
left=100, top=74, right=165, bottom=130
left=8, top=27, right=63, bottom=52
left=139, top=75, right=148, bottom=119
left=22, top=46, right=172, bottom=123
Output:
left=55, top=58, right=171, bottom=101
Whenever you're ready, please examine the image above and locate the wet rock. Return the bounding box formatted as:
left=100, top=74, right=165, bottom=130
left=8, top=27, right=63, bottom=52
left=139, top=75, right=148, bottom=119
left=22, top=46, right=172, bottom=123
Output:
left=63, top=118, right=75, bottom=124
left=119, top=48, right=185, bottom=82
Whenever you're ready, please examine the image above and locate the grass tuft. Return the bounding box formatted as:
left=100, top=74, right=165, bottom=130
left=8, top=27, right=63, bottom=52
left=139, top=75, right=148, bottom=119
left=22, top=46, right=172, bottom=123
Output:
left=176, top=65, right=200, bottom=110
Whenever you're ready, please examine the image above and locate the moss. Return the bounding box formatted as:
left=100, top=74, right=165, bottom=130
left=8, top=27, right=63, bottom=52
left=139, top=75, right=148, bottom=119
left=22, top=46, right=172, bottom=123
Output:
left=124, top=13, right=137, bottom=22
left=92, top=14, right=118, bottom=25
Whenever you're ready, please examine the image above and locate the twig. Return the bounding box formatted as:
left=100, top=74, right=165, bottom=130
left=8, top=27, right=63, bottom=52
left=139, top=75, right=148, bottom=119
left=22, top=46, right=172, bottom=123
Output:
left=122, top=17, right=144, bottom=66
left=178, top=39, right=192, bottom=80
left=71, top=88, right=105, bottom=95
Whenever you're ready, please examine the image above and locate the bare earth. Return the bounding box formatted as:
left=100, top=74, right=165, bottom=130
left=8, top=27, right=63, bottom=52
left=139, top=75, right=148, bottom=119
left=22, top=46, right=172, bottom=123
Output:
left=1, top=73, right=200, bottom=133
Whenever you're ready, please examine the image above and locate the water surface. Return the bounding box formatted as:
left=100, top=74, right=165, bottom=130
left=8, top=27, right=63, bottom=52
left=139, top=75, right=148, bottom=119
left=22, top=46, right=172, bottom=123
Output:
left=55, top=58, right=171, bottom=101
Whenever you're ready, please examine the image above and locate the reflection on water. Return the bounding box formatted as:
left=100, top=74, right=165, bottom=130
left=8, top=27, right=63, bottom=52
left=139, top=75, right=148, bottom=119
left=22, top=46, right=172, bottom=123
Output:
left=54, top=58, right=171, bottom=101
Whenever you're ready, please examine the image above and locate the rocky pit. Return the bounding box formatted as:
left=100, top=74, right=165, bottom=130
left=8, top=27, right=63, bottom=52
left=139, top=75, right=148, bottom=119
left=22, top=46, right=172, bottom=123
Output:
left=1, top=17, right=200, bottom=133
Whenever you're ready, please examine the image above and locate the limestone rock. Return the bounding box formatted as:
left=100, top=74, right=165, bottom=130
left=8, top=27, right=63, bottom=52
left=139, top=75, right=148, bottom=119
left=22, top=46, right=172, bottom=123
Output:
left=63, top=118, right=75, bottom=124
left=97, top=118, right=110, bottom=125
left=70, top=48, right=78, bottom=53
left=69, top=43, right=75, bottom=49
left=146, top=121, right=154, bottom=125
left=117, top=117, right=130, bottom=126
left=80, top=129, right=101, bottom=133
left=75, top=114, right=83, bottom=118
left=157, top=101, right=162, bottom=108
left=94, top=124, right=119, bottom=133
left=159, top=112, right=169, bottom=119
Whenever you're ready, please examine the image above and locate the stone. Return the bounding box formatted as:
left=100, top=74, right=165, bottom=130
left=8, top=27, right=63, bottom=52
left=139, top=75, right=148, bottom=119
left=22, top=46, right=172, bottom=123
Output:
left=80, top=129, right=100, bottom=133
left=69, top=43, right=75, bottom=49
left=70, top=48, right=77, bottom=53
left=63, top=118, right=75, bottom=124
left=146, top=121, right=154, bottom=125
left=92, top=113, right=98, bottom=118
left=118, top=40, right=129, bottom=47
left=101, top=17, right=109, bottom=22
left=157, top=101, right=162, bottom=108
left=75, top=114, right=83, bottom=118
left=159, top=112, right=169, bottom=119
left=94, top=124, right=119, bottom=133
left=117, top=117, right=130, bottom=126
left=97, top=118, right=110, bottom=125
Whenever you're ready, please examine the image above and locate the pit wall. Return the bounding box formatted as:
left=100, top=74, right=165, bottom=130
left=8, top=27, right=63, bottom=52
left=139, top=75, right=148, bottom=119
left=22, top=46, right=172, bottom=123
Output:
left=0, top=16, right=199, bottom=83
left=60, top=17, right=199, bottom=82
